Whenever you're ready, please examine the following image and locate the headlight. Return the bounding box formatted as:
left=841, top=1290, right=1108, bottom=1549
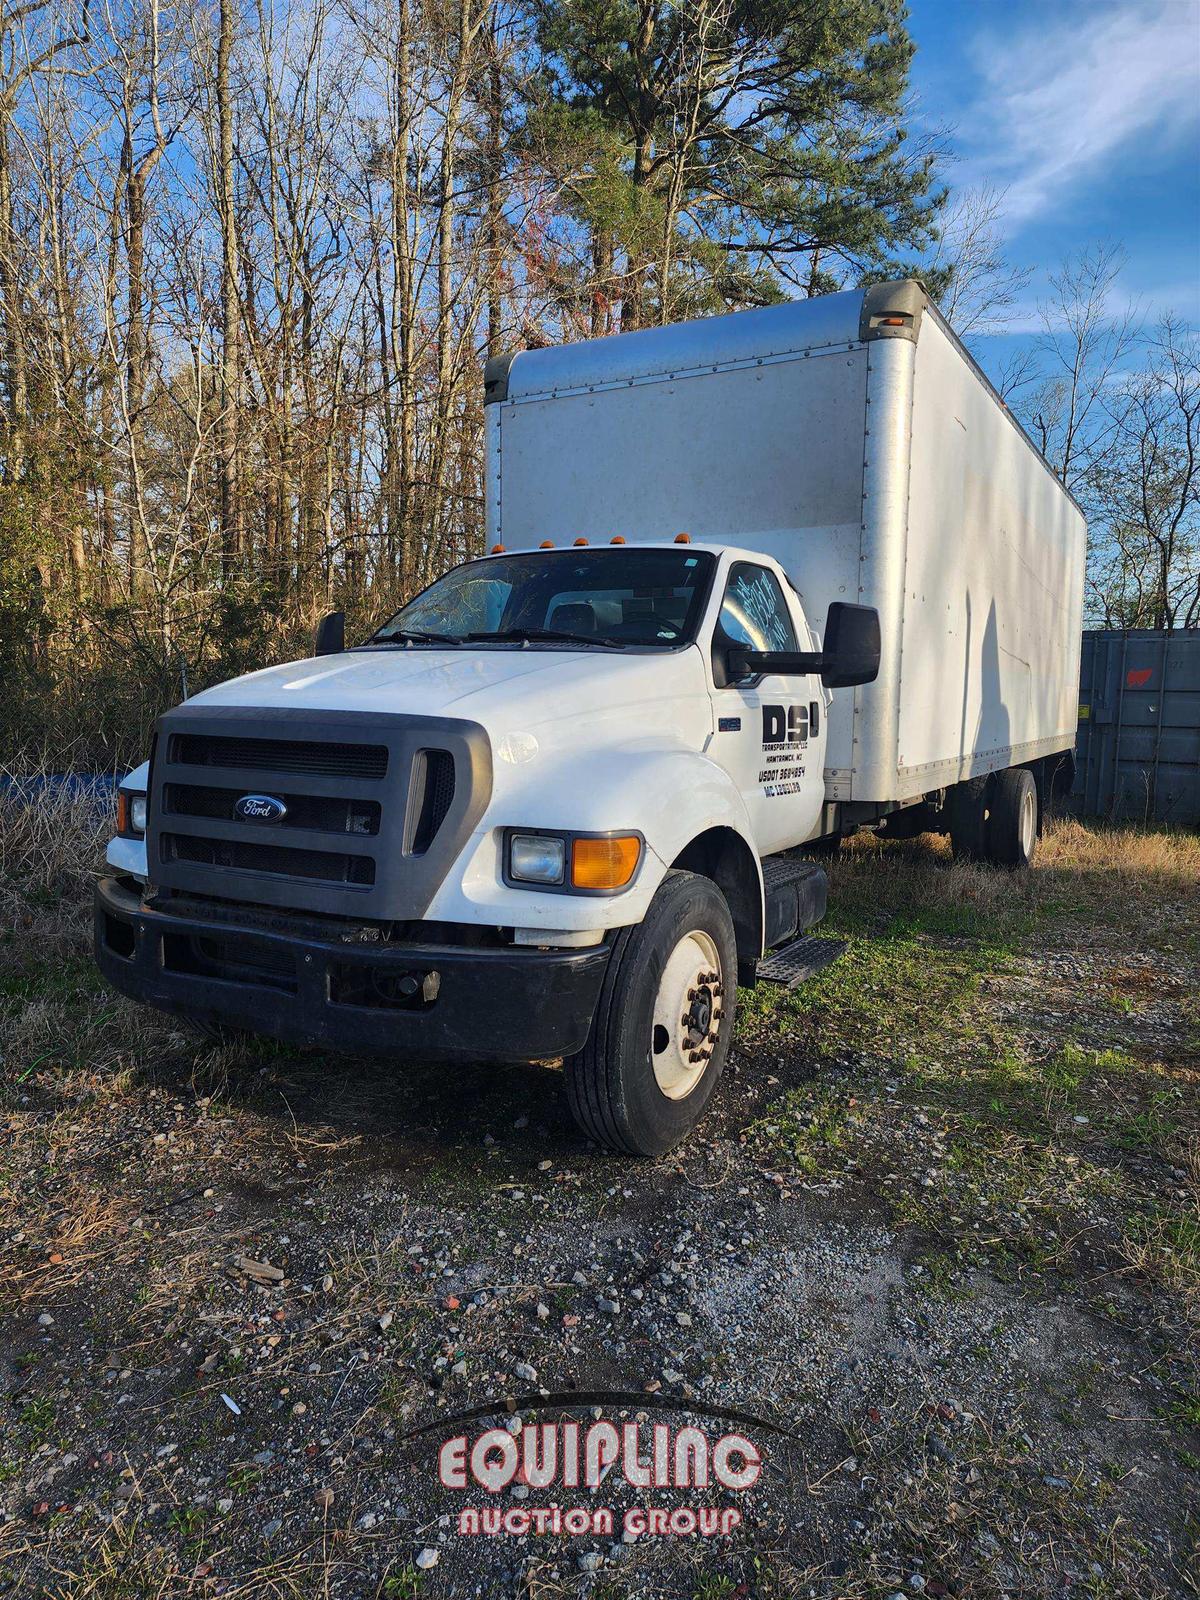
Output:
left=505, top=831, right=643, bottom=892
left=509, top=833, right=566, bottom=885
left=117, top=791, right=147, bottom=838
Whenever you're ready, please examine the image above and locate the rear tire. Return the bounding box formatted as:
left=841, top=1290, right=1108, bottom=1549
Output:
left=987, top=767, right=1038, bottom=868
left=947, top=775, right=992, bottom=861
left=565, top=870, right=737, bottom=1156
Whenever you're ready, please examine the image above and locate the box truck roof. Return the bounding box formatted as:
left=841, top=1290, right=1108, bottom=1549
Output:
left=486, top=280, right=1082, bottom=519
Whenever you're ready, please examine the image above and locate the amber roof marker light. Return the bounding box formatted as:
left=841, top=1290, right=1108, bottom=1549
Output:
left=674, top=532, right=691, bottom=544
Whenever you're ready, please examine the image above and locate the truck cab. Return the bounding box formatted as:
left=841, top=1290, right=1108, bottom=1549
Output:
left=96, top=540, right=877, bottom=1156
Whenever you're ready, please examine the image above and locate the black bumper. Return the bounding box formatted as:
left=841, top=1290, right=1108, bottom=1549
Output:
left=94, top=877, right=611, bottom=1061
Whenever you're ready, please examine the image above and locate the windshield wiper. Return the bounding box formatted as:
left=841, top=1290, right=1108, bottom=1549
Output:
left=367, top=629, right=462, bottom=647
left=464, top=627, right=623, bottom=649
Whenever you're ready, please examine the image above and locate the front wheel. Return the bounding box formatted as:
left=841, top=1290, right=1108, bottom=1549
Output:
left=565, top=870, right=737, bottom=1156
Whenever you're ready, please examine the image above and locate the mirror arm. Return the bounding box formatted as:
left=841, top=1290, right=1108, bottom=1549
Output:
left=727, top=648, right=824, bottom=677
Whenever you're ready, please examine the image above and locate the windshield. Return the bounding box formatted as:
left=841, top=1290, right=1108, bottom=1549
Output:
left=369, top=548, right=716, bottom=648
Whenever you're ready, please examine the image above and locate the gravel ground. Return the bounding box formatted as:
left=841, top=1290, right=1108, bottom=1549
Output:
left=0, top=818, right=1197, bottom=1598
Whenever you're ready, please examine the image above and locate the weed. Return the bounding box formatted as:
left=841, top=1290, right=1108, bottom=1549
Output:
left=380, top=1568, right=424, bottom=1599
left=693, top=1578, right=737, bottom=1600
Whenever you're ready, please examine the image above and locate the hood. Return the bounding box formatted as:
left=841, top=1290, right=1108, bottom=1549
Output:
left=187, top=645, right=708, bottom=735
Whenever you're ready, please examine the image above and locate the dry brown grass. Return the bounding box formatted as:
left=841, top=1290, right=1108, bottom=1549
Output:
left=0, top=760, right=113, bottom=919
left=0, top=1176, right=143, bottom=1311
left=1039, top=814, right=1200, bottom=884
left=826, top=814, right=1200, bottom=943
left=20, top=1512, right=330, bottom=1599
left=829, top=827, right=1033, bottom=919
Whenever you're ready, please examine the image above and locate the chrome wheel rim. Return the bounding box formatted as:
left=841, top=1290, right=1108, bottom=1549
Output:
left=651, top=929, right=724, bottom=1100
left=1020, top=788, right=1036, bottom=856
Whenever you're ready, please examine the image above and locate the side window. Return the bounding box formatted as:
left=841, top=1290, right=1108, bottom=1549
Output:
left=718, top=563, right=798, bottom=654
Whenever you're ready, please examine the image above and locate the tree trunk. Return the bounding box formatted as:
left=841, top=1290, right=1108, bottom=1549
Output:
left=0, top=99, right=29, bottom=482
left=217, top=0, right=243, bottom=577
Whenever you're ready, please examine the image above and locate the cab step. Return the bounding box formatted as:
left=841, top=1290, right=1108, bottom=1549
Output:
left=761, top=855, right=828, bottom=949
left=756, top=934, right=846, bottom=989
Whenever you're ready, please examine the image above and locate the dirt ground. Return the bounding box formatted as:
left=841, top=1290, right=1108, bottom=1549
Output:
left=1, top=802, right=1197, bottom=1599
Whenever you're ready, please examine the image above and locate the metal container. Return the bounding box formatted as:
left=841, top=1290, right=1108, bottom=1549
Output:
left=1075, top=629, right=1200, bottom=826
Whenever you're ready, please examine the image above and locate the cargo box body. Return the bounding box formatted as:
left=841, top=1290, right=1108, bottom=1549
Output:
left=485, top=284, right=1086, bottom=806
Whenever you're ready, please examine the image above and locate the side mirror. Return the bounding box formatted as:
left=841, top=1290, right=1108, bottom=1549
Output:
left=315, top=610, right=345, bottom=657
left=725, top=601, right=880, bottom=687
left=819, top=602, right=880, bottom=688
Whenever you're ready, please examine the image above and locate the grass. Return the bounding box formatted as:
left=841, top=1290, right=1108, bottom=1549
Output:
left=747, top=820, right=1200, bottom=1337
left=380, top=1568, right=426, bottom=1598
left=2, top=783, right=1198, bottom=1599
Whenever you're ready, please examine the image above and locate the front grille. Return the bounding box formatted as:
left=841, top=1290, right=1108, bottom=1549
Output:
left=170, top=733, right=388, bottom=779
left=149, top=708, right=491, bottom=920
left=409, top=750, right=456, bottom=854
left=164, top=783, right=380, bottom=837
left=165, top=834, right=376, bottom=886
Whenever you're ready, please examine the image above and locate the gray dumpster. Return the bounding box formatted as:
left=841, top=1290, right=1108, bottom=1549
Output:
left=1075, top=629, right=1200, bottom=826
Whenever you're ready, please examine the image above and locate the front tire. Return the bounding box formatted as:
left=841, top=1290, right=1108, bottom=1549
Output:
left=565, top=870, right=737, bottom=1156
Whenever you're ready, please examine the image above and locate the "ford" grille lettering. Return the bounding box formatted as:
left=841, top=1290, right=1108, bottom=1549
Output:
left=234, top=793, right=288, bottom=823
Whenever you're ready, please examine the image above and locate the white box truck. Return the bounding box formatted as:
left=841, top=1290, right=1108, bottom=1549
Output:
left=96, top=282, right=1086, bottom=1155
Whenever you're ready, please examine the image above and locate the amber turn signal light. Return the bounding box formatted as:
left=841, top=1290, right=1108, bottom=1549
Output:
left=116, top=791, right=130, bottom=836
left=571, top=835, right=641, bottom=890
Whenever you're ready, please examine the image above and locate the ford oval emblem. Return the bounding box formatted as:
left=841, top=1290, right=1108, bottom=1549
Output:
left=235, top=793, right=288, bottom=824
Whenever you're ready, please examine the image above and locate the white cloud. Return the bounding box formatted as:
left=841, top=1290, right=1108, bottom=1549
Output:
left=957, top=0, right=1200, bottom=223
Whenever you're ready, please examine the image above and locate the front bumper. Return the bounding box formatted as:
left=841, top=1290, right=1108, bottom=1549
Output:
left=94, top=877, right=611, bottom=1061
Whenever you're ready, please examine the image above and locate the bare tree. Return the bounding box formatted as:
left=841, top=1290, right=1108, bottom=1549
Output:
left=929, top=182, right=1032, bottom=339
left=1026, top=243, right=1139, bottom=495
left=1088, top=316, right=1200, bottom=629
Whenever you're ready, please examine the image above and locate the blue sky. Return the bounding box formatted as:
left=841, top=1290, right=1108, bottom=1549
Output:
left=906, top=0, right=1200, bottom=371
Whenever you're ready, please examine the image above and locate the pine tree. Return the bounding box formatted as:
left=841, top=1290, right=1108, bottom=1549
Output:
left=529, top=0, right=943, bottom=330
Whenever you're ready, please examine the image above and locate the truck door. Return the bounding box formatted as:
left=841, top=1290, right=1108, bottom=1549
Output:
left=708, top=560, right=827, bottom=855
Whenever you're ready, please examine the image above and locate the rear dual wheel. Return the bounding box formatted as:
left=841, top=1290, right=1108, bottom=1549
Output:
left=948, top=768, right=1038, bottom=869
left=565, top=870, right=737, bottom=1156
left=988, top=767, right=1039, bottom=867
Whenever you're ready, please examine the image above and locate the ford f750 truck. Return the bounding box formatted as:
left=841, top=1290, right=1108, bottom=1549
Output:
left=96, top=281, right=1086, bottom=1154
